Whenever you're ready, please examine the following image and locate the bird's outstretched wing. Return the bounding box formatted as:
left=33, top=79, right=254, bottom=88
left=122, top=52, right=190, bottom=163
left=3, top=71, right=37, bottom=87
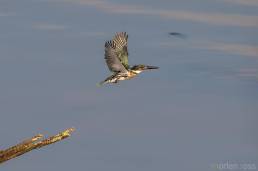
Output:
left=104, top=41, right=127, bottom=73
left=112, top=32, right=129, bottom=69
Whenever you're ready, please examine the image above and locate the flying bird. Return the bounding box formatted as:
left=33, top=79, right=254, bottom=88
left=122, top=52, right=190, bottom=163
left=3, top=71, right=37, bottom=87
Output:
left=98, top=32, right=158, bottom=86
left=168, top=32, right=186, bottom=38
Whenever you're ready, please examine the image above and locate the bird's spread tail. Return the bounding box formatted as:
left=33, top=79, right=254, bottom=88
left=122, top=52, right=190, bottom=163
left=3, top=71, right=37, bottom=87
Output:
left=97, top=74, right=119, bottom=87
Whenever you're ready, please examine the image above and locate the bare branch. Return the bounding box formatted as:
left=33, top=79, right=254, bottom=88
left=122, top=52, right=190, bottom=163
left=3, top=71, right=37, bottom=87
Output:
left=0, top=128, right=75, bottom=164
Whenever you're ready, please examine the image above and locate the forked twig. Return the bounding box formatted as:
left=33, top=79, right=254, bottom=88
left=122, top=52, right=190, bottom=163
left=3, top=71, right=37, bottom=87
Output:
left=0, top=128, right=75, bottom=164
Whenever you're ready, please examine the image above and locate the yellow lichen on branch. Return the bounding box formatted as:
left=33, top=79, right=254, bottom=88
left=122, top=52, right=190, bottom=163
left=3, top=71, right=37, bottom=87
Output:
left=0, top=128, right=75, bottom=164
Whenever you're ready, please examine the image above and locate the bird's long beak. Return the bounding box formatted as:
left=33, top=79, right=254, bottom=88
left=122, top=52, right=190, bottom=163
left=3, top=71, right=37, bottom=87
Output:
left=145, top=65, right=159, bottom=70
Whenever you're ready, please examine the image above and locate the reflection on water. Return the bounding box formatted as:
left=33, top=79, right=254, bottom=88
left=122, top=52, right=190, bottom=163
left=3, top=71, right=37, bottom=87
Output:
left=63, top=0, right=258, bottom=27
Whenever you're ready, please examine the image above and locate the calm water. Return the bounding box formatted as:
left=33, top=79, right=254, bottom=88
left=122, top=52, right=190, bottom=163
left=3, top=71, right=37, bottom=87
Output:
left=0, top=0, right=258, bottom=170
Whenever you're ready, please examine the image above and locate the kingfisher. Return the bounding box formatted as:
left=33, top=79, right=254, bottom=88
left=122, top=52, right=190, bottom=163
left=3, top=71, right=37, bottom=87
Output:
left=98, top=32, right=158, bottom=86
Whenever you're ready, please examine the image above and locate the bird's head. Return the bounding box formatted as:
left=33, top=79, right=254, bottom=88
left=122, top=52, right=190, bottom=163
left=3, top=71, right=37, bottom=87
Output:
left=130, top=64, right=159, bottom=73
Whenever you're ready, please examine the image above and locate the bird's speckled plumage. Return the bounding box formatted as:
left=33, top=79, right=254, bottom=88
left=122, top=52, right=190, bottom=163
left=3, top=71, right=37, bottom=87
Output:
left=98, top=32, right=158, bottom=86
left=104, top=41, right=127, bottom=73
left=112, top=32, right=129, bottom=69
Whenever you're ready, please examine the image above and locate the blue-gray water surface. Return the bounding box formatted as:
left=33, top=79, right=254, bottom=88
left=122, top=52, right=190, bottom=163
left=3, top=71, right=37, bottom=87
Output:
left=0, top=0, right=258, bottom=170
